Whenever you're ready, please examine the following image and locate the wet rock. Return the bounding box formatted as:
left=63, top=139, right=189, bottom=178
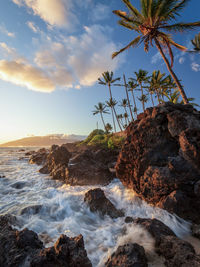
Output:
left=25, top=150, right=36, bottom=156
left=30, top=234, right=92, bottom=267
left=39, top=145, right=71, bottom=180
left=116, top=103, right=200, bottom=224
left=133, top=218, right=200, bottom=267
left=105, top=243, right=148, bottom=267
left=16, top=228, right=43, bottom=249
left=84, top=188, right=124, bottom=218
left=65, top=149, right=117, bottom=186
left=20, top=204, right=43, bottom=215
left=11, top=181, right=27, bottom=189
left=125, top=216, right=134, bottom=223
left=0, top=175, right=5, bottom=178
left=192, top=224, right=200, bottom=239
left=29, top=148, right=48, bottom=165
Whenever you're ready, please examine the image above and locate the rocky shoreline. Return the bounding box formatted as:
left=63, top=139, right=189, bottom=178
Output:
left=2, top=102, right=200, bottom=266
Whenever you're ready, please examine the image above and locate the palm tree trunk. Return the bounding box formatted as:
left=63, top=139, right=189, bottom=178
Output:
left=123, top=74, right=134, bottom=121
left=131, top=90, right=137, bottom=117
left=155, top=88, right=161, bottom=104
left=150, top=93, right=155, bottom=107
left=111, top=108, right=116, bottom=133
left=140, top=83, right=145, bottom=111
left=124, top=107, right=130, bottom=123
left=100, top=112, right=106, bottom=130
left=113, top=108, right=123, bottom=131
left=155, top=39, right=188, bottom=104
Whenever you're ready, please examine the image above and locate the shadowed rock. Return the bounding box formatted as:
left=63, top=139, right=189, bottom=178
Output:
left=105, top=243, right=148, bottom=267
left=116, top=103, right=200, bottom=224
left=29, top=148, right=48, bottom=165
left=84, top=188, right=124, bottom=218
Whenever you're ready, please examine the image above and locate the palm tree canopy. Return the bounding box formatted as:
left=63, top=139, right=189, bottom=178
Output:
left=128, top=80, right=139, bottom=91
left=106, top=98, right=118, bottom=107
left=112, top=0, right=200, bottom=66
left=98, top=71, right=121, bottom=85
left=191, top=33, right=200, bottom=52
left=132, top=69, right=149, bottom=84
left=93, top=102, right=109, bottom=115
left=120, top=98, right=129, bottom=107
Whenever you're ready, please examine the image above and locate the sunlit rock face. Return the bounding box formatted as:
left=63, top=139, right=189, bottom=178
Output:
left=116, top=102, right=200, bottom=224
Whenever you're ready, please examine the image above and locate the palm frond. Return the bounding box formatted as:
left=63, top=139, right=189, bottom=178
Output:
left=162, top=21, right=200, bottom=32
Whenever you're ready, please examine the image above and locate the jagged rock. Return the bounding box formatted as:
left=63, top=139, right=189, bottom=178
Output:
left=125, top=216, right=134, bottom=223
left=65, top=149, right=117, bottom=186
left=84, top=188, right=124, bottom=218
left=29, top=148, right=48, bottom=165
left=30, top=234, right=92, bottom=267
left=0, top=215, right=91, bottom=267
left=116, top=103, right=200, bottom=224
left=105, top=243, right=148, bottom=267
left=25, top=150, right=36, bottom=156
left=133, top=218, right=200, bottom=267
left=11, top=181, right=27, bottom=189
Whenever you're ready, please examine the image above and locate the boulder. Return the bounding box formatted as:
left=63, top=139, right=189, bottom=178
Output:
left=84, top=188, right=124, bottom=218
left=65, top=149, right=117, bottom=186
left=29, top=148, right=48, bottom=165
left=133, top=218, right=200, bottom=267
left=105, top=243, right=148, bottom=267
left=116, top=103, right=200, bottom=224
left=192, top=224, right=200, bottom=239
left=30, top=234, right=92, bottom=267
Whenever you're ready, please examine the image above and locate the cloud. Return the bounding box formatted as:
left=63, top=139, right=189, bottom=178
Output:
left=191, top=62, right=200, bottom=72
left=26, top=21, right=39, bottom=33
left=12, top=0, right=73, bottom=27
left=0, top=25, right=15, bottom=37
left=179, top=57, right=185, bottom=64
left=92, top=4, right=110, bottom=21
left=0, top=60, right=55, bottom=92
left=151, top=52, right=162, bottom=64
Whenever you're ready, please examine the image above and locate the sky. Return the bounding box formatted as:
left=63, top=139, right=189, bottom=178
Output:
left=0, top=0, right=200, bottom=143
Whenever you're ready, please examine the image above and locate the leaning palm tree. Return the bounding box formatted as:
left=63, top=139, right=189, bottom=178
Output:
left=120, top=99, right=130, bottom=123
left=112, top=0, right=200, bottom=104
left=93, top=102, right=109, bottom=130
left=191, top=33, right=200, bottom=52
left=106, top=98, right=123, bottom=131
left=128, top=80, right=139, bottom=116
left=131, top=69, right=149, bottom=111
left=98, top=71, right=121, bottom=132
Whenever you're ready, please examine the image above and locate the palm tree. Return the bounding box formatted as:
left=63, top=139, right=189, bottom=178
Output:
left=106, top=98, right=123, bottom=131
left=138, top=94, right=148, bottom=110
left=105, top=123, right=113, bottom=134
left=191, top=33, right=200, bottom=52
left=123, top=113, right=129, bottom=128
left=93, top=102, right=109, bottom=130
left=117, top=114, right=124, bottom=128
left=120, top=99, right=130, bottom=123
left=98, top=71, right=121, bottom=132
left=131, top=69, right=149, bottom=111
left=112, top=0, right=200, bottom=104
left=123, top=74, right=134, bottom=121
left=128, top=80, right=138, bottom=116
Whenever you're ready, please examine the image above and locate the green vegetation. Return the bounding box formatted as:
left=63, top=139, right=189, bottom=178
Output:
left=79, top=129, right=125, bottom=149
left=191, top=33, right=200, bottom=52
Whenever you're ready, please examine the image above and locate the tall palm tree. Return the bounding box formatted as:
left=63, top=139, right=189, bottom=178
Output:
left=93, top=102, right=109, bottom=130
left=123, top=74, right=134, bottom=121
left=128, top=80, right=138, bottom=116
left=120, top=98, right=130, bottom=123
left=105, top=123, right=113, bottom=134
left=131, top=69, right=149, bottom=111
left=112, top=0, right=200, bottom=104
left=106, top=98, right=123, bottom=131
left=191, top=33, right=200, bottom=52
left=138, top=94, right=148, bottom=110
left=98, top=71, right=121, bottom=132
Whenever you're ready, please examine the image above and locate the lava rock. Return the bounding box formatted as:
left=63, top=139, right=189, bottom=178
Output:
left=84, top=188, right=124, bottom=218
left=105, top=243, right=148, bottom=267
left=116, top=103, right=200, bottom=224
left=125, top=216, right=134, bottom=223
left=192, top=224, right=200, bottom=239
left=29, top=148, right=48, bottom=165
left=30, top=234, right=92, bottom=267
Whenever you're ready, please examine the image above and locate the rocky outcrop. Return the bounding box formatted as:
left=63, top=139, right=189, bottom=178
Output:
left=0, top=214, right=91, bottom=267
left=29, top=148, right=48, bottom=165
left=132, top=218, right=200, bottom=267
left=105, top=243, right=148, bottom=267
left=31, top=234, right=92, bottom=267
left=84, top=188, right=124, bottom=218
left=192, top=224, right=200, bottom=239
left=116, top=103, right=200, bottom=224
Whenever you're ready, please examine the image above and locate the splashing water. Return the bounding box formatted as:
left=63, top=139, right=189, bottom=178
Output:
left=0, top=148, right=199, bottom=266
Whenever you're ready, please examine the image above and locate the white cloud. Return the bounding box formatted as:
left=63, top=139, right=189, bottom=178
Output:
left=151, top=52, right=162, bottom=64
left=92, top=4, right=110, bottom=21
left=179, top=57, right=185, bottom=64
left=26, top=21, right=39, bottom=33
left=12, top=0, right=74, bottom=27
left=0, top=25, right=15, bottom=37
left=191, top=62, right=200, bottom=72
left=0, top=60, right=55, bottom=92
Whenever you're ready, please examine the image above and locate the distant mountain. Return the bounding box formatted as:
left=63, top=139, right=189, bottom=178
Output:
left=0, top=134, right=87, bottom=147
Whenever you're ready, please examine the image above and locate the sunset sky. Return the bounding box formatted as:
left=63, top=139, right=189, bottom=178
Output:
left=0, top=0, right=200, bottom=143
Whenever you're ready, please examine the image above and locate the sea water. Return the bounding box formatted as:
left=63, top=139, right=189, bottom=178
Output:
left=0, top=147, right=199, bottom=266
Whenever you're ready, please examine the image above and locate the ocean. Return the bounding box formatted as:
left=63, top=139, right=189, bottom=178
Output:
left=0, top=147, right=198, bottom=266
